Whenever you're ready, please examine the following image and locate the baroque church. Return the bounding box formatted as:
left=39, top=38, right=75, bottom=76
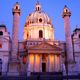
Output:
left=0, top=1, right=80, bottom=76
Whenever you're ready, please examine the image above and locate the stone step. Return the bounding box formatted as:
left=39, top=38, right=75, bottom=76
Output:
left=31, top=72, right=63, bottom=76
left=0, top=76, right=27, bottom=80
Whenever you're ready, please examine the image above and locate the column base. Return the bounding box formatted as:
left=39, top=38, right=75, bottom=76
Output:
left=7, top=60, right=20, bottom=76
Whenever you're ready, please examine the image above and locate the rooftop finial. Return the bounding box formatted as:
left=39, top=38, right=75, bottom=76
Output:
left=16, top=2, right=19, bottom=4
left=64, top=5, right=67, bottom=8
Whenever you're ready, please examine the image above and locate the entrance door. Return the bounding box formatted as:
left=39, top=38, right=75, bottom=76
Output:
left=42, top=63, right=46, bottom=72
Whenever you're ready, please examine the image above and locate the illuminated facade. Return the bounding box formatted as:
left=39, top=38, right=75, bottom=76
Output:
left=0, top=1, right=80, bottom=76
left=23, top=2, right=54, bottom=40
left=23, top=2, right=61, bottom=73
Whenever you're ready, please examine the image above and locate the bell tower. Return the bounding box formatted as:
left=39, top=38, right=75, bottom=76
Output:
left=62, top=5, right=73, bottom=62
left=8, top=2, right=21, bottom=76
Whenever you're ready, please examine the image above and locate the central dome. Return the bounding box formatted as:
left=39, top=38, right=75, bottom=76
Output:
left=25, top=2, right=52, bottom=26
left=23, top=1, right=54, bottom=41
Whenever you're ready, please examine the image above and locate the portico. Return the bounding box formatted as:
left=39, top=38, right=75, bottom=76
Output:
left=26, top=42, right=62, bottom=72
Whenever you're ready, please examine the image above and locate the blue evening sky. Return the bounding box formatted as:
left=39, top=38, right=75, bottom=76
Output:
left=0, top=0, right=80, bottom=41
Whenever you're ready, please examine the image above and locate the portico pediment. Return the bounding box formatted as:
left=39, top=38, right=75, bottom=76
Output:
left=27, top=42, right=62, bottom=53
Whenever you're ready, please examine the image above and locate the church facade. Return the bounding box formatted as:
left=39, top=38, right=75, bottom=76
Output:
left=0, top=2, right=80, bottom=76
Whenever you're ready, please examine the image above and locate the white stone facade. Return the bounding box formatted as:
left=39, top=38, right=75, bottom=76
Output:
left=0, top=25, right=10, bottom=75
left=0, top=2, right=80, bottom=77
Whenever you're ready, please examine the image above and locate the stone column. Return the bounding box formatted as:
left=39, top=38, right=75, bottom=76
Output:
left=53, top=54, right=55, bottom=72
left=8, top=2, right=21, bottom=76
left=62, top=5, right=73, bottom=62
left=27, top=54, right=31, bottom=77
left=34, top=54, right=36, bottom=72
left=40, top=54, right=42, bottom=72
left=54, top=55, right=56, bottom=72
left=12, top=2, right=20, bottom=61
left=48, top=54, right=50, bottom=72
left=57, top=55, right=60, bottom=71
left=59, top=55, right=62, bottom=71
left=27, top=54, right=30, bottom=71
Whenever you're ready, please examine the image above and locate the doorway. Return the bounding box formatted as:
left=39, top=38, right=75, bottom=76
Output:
left=42, top=62, right=46, bottom=72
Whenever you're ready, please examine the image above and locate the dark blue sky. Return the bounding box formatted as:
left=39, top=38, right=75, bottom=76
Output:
left=0, top=0, right=80, bottom=41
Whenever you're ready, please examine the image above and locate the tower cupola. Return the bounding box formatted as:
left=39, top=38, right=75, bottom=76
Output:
left=62, top=5, right=71, bottom=18
left=12, top=2, right=21, bottom=15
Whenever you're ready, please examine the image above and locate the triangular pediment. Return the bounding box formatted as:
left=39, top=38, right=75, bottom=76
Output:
left=28, top=42, right=62, bottom=51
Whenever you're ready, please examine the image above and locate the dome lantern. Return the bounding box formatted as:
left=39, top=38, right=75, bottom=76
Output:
left=23, top=1, right=54, bottom=40
left=35, top=1, right=41, bottom=11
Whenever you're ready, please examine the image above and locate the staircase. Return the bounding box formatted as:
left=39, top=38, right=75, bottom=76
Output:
left=0, top=72, right=63, bottom=80
left=30, top=72, right=63, bottom=80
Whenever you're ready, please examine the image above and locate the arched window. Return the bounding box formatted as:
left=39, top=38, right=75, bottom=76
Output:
left=27, top=33, right=29, bottom=38
left=38, top=7, right=39, bottom=11
left=39, top=30, right=43, bottom=38
left=36, top=7, right=40, bottom=11
left=16, top=6, right=18, bottom=9
left=66, top=9, right=68, bottom=12
left=0, top=31, right=3, bottom=36
left=39, top=18, right=42, bottom=23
